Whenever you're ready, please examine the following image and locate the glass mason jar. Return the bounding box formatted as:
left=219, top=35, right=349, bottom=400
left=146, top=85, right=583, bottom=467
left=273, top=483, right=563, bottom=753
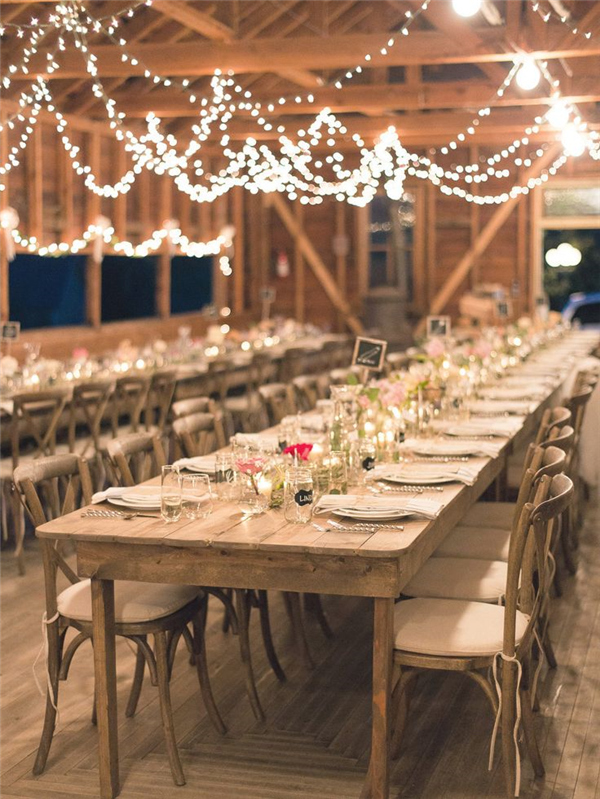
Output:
left=161, top=465, right=182, bottom=523
left=325, top=450, right=348, bottom=494
left=215, top=452, right=237, bottom=501
left=284, top=467, right=314, bottom=524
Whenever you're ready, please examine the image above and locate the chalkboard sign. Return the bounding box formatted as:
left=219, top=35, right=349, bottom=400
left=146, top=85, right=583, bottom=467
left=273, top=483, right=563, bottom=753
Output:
left=352, top=336, right=387, bottom=371
left=426, top=315, right=451, bottom=338
left=1, top=321, right=20, bottom=342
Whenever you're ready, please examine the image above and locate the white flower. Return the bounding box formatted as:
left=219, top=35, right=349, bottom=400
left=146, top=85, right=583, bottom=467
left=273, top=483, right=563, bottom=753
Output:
left=1, top=355, right=19, bottom=376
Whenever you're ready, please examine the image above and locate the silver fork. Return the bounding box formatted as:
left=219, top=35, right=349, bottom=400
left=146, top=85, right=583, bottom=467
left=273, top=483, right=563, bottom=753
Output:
left=81, top=509, right=160, bottom=520
left=313, top=520, right=404, bottom=533
left=374, top=482, right=445, bottom=493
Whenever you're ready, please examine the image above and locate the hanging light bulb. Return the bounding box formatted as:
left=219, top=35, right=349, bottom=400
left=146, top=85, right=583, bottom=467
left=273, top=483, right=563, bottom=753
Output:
left=451, top=0, right=482, bottom=17
left=545, top=100, right=570, bottom=129
left=561, top=125, right=587, bottom=157
left=515, top=59, right=541, bottom=91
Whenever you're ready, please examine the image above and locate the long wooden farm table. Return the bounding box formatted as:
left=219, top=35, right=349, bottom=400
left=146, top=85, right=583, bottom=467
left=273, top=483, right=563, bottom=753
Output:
left=36, top=346, right=585, bottom=799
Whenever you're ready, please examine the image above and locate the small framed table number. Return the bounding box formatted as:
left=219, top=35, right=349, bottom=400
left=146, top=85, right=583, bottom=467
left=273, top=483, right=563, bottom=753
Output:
left=352, top=336, right=388, bottom=372
left=496, top=300, right=510, bottom=319
left=426, top=315, right=451, bottom=338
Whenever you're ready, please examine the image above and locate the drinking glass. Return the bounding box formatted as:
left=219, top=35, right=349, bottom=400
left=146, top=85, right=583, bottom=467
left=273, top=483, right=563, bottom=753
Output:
left=161, top=465, right=182, bottom=523
left=181, top=474, right=213, bottom=520
left=215, top=452, right=237, bottom=500
left=358, top=439, right=377, bottom=481
left=284, top=467, right=314, bottom=524
left=325, top=450, right=348, bottom=495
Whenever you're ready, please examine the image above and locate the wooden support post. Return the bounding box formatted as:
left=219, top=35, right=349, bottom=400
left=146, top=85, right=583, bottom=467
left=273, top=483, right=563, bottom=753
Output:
left=268, top=194, right=363, bottom=334
left=412, top=186, right=426, bottom=314
left=426, top=184, right=436, bottom=306
left=157, top=179, right=172, bottom=318
left=294, top=203, right=305, bottom=322
left=416, top=144, right=561, bottom=334
left=213, top=193, right=227, bottom=311
left=469, top=145, right=480, bottom=287
left=86, top=133, right=102, bottom=328
left=259, top=195, right=271, bottom=295
left=58, top=136, right=74, bottom=242
left=355, top=205, right=369, bottom=301
left=113, top=146, right=127, bottom=240
left=232, top=186, right=245, bottom=315
left=247, top=194, right=262, bottom=312
left=0, top=111, right=9, bottom=320
left=516, top=167, right=527, bottom=318
left=139, top=169, right=151, bottom=238
left=335, top=202, right=348, bottom=332
left=29, top=125, right=43, bottom=242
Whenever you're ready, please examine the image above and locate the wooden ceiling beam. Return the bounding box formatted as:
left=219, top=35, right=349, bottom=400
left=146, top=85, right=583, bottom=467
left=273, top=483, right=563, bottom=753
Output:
left=19, top=30, right=600, bottom=78
left=101, top=77, right=600, bottom=116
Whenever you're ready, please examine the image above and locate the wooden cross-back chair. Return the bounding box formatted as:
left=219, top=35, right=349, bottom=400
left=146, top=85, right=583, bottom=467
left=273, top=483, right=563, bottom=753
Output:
left=110, top=374, right=151, bottom=436
left=105, top=432, right=166, bottom=487
left=222, top=353, right=272, bottom=435
left=13, top=453, right=226, bottom=787
left=567, top=385, right=594, bottom=440
left=68, top=379, right=115, bottom=457
left=533, top=405, right=572, bottom=446
left=145, top=369, right=177, bottom=434
left=11, top=389, right=71, bottom=469
left=258, top=383, right=296, bottom=427
left=206, top=359, right=231, bottom=404
left=292, top=375, right=320, bottom=412
left=171, top=396, right=215, bottom=419
left=388, top=473, right=573, bottom=799
left=172, top=412, right=226, bottom=458
left=279, top=346, right=308, bottom=384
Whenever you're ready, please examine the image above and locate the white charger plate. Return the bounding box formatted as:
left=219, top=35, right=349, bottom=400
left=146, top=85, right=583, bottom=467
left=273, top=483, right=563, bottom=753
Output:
left=332, top=508, right=411, bottom=521
left=108, top=497, right=162, bottom=510
left=378, top=472, right=457, bottom=485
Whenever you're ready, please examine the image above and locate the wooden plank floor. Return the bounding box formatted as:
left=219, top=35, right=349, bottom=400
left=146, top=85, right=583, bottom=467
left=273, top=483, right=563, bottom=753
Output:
left=2, top=498, right=600, bottom=799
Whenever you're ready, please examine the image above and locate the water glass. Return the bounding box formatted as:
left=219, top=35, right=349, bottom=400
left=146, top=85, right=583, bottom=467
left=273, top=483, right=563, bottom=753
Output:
left=284, top=467, right=314, bottom=524
left=181, top=474, right=213, bottom=520
left=161, top=465, right=182, bottom=523
left=358, top=439, right=377, bottom=482
left=325, top=451, right=348, bottom=495
left=215, top=452, right=237, bottom=500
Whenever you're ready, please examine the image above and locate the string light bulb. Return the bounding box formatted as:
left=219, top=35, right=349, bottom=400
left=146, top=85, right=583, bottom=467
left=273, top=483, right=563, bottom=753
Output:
left=561, top=124, right=587, bottom=157
left=515, top=59, right=542, bottom=91
left=545, top=99, right=571, bottom=129
left=451, top=0, right=482, bottom=17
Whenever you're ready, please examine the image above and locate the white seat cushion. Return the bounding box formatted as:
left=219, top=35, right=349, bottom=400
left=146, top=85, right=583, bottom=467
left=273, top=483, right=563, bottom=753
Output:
left=434, top=526, right=511, bottom=562
left=394, top=597, right=529, bottom=657
left=224, top=392, right=262, bottom=413
left=58, top=579, right=201, bottom=623
left=460, top=501, right=515, bottom=528
left=403, top=557, right=507, bottom=603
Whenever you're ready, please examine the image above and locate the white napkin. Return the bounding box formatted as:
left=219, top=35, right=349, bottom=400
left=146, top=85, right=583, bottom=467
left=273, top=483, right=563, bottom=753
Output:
left=479, top=386, right=546, bottom=401
left=92, top=487, right=127, bottom=504
left=234, top=433, right=279, bottom=451
left=373, top=463, right=479, bottom=485
left=404, top=438, right=504, bottom=458
left=444, top=420, right=521, bottom=438
left=300, top=414, right=325, bottom=432
left=172, top=455, right=216, bottom=474
left=314, top=494, right=443, bottom=519
left=467, top=399, right=533, bottom=415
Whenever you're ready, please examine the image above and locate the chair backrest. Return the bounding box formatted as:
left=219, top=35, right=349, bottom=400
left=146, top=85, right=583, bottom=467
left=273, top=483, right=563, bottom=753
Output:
left=513, top=444, right=566, bottom=525
left=258, top=383, right=295, bottom=426
left=105, top=432, right=166, bottom=486
left=540, top=424, right=575, bottom=455
left=249, top=352, right=273, bottom=393
left=112, top=374, right=151, bottom=434
left=279, top=347, right=308, bottom=383
left=207, top=360, right=231, bottom=402
left=172, top=412, right=225, bottom=457
left=292, top=375, right=319, bottom=412
left=568, top=385, right=594, bottom=438
left=69, top=379, right=115, bottom=455
left=11, top=388, right=71, bottom=469
left=534, top=405, right=571, bottom=445
left=14, top=454, right=94, bottom=613
left=146, top=369, right=177, bottom=432
left=171, top=397, right=215, bottom=419
left=574, top=368, right=599, bottom=393
left=503, top=473, right=573, bottom=660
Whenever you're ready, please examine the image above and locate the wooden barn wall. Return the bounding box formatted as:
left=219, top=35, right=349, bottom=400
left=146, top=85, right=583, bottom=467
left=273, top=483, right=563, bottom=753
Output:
left=1, top=109, right=599, bottom=360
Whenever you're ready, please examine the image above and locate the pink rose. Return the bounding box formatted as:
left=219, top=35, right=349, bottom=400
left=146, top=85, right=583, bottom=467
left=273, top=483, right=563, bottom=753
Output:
left=72, top=347, right=89, bottom=361
left=425, top=337, right=445, bottom=359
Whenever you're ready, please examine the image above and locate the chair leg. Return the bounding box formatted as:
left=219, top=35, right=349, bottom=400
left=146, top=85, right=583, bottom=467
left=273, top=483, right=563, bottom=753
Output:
left=221, top=588, right=234, bottom=634
left=154, top=631, right=186, bottom=786
left=390, top=668, right=417, bottom=758
left=560, top=509, right=577, bottom=575
left=33, top=625, right=65, bottom=775
left=13, top=494, right=26, bottom=576
left=192, top=598, right=227, bottom=735
left=304, top=593, right=334, bottom=640
left=125, top=645, right=146, bottom=718
left=234, top=590, right=265, bottom=722
left=500, top=660, right=518, bottom=799
left=283, top=592, right=314, bottom=670
left=520, top=687, right=545, bottom=778
left=256, top=590, right=286, bottom=683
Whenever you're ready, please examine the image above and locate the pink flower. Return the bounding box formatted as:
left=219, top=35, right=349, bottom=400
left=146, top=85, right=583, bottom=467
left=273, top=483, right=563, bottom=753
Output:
left=473, top=340, right=492, bottom=359
left=425, top=337, right=445, bottom=358
left=358, top=394, right=371, bottom=409
left=235, top=456, right=267, bottom=476
left=72, top=347, right=89, bottom=361
left=283, top=442, right=313, bottom=461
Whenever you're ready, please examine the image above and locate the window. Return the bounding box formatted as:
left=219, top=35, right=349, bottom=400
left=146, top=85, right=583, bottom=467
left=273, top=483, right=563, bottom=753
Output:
left=170, top=256, right=213, bottom=314
left=368, top=192, right=415, bottom=296
left=543, top=187, right=600, bottom=218
left=9, top=254, right=86, bottom=330
left=101, top=255, right=157, bottom=322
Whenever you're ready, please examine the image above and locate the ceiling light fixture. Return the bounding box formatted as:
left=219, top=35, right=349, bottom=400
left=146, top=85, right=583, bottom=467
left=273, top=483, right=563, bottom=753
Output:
left=515, top=59, right=542, bottom=90
left=451, top=0, right=482, bottom=17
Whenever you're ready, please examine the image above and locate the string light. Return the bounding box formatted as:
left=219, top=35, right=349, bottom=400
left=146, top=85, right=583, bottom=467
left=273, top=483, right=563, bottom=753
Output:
left=451, top=0, right=482, bottom=18
left=515, top=58, right=542, bottom=91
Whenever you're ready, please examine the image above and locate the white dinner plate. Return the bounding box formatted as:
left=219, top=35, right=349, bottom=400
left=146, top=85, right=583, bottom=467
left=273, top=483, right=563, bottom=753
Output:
left=444, top=425, right=509, bottom=438
left=377, top=472, right=457, bottom=485
left=410, top=442, right=480, bottom=457
left=108, top=497, right=162, bottom=511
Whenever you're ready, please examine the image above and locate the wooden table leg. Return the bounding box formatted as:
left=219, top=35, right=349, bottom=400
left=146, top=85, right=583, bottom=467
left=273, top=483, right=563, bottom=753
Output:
left=91, top=577, right=120, bottom=799
left=365, top=597, right=394, bottom=799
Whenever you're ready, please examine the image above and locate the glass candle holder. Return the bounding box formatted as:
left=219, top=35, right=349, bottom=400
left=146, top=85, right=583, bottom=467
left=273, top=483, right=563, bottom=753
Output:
left=284, top=467, right=314, bottom=524
left=161, top=465, right=182, bottom=523
left=325, top=450, right=348, bottom=495
left=181, top=474, right=213, bottom=519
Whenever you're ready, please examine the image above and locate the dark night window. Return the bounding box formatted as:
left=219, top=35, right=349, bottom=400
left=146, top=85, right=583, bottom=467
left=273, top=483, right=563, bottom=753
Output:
left=101, top=256, right=157, bottom=322
left=170, top=256, right=213, bottom=314
left=9, top=254, right=86, bottom=330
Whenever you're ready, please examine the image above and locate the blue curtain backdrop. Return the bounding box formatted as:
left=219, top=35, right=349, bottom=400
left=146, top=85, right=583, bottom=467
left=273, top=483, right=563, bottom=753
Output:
left=170, top=255, right=213, bottom=314
left=9, top=254, right=86, bottom=330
